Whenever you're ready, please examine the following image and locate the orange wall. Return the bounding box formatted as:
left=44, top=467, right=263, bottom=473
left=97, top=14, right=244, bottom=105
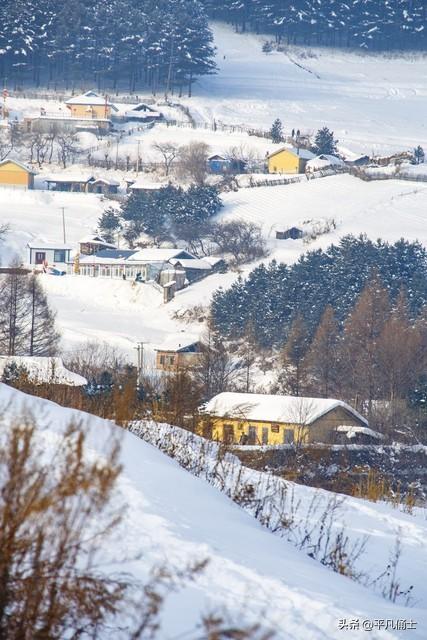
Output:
left=0, top=162, right=32, bottom=187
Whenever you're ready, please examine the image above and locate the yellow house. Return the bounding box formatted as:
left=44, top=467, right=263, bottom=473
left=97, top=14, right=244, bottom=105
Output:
left=199, top=392, right=375, bottom=446
left=0, top=159, right=36, bottom=189
left=267, top=146, right=315, bottom=174
left=65, top=90, right=118, bottom=120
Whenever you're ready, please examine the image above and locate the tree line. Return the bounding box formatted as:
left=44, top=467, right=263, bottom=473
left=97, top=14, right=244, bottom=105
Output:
left=0, top=271, right=59, bottom=357
left=0, top=0, right=216, bottom=95
left=203, top=0, right=426, bottom=51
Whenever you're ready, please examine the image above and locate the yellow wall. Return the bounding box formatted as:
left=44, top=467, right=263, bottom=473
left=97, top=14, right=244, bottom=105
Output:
left=199, top=417, right=307, bottom=446
left=0, top=162, right=32, bottom=188
left=268, top=150, right=304, bottom=174
left=67, top=104, right=111, bottom=119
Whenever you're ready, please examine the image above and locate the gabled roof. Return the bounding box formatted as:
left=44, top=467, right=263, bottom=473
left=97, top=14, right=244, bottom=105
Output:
left=267, top=146, right=315, bottom=161
left=65, top=91, right=118, bottom=110
left=79, top=234, right=117, bottom=248
left=0, top=158, right=37, bottom=174
left=169, top=258, right=212, bottom=270
left=128, top=103, right=158, bottom=113
left=155, top=333, right=201, bottom=353
left=89, top=177, right=120, bottom=186
left=208, top=154, right=227, bottom=161
left=201, top=392, right=368, bottom=426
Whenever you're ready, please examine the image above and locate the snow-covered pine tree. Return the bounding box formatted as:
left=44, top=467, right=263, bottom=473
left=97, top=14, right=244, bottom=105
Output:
left=313, top=127, right=338, bottom=155
left=270, top=118, right=284, bottom=144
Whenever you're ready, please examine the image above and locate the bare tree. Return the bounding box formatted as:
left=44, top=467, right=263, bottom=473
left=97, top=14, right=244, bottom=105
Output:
left=56, top=133, right=80, bottom=168
left=152, top=141, right=179, bottom=176
left=0, top=223, right=9, bottom=243
left=178, top=141, right=210, bottom=185
left=28, top=132, right=50, bottom=167
left=211, top=220, right=267, bottom=265
left=63, top=340, right=129, bottom=381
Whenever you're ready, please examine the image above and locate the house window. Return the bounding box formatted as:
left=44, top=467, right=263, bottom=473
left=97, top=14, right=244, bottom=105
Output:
left=271, top=424, right=280, bottom=433
left=283, top=429, right=294, bottom=444
left=262, top=427, right=269, bottom=445
left=248, top=426, right=258, bottom=445
left=54, top=250, right=66, bottom=262
left=35, top=252, right=46, bottom=264
left=167, top=356, right=175, bottom=366
left=159, top=355, right=165, bottom=365
left=223, top=424, right=234, bottom=444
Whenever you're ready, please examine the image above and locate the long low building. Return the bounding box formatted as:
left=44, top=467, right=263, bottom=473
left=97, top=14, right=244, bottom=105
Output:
left=199, top=392, right=380, bottom=445
left=76, top=247, right=218, bottom=289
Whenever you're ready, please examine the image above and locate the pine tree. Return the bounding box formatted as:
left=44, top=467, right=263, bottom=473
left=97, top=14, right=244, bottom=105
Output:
left=414, top=145, right=425, bottom=164
left=270, top=118, right=284, bottom=144
left=277, top=313, right=309, bottom=396
left=313, top=127, right=338, bottom=155
left=304, top=305, right=340, bottom=397
left=28, top=275, right=60, bottom=356
left=98, top=208, right=122, bottom=244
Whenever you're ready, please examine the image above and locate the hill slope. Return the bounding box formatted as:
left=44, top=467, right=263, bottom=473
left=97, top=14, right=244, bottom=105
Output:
left=1, top=382, right=426, bottom=638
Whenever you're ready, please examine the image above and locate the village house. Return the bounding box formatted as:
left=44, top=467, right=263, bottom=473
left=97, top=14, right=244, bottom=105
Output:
left=207, top=154, right=246, bottom=175
left=199, top=392, right=378, bottom=445
left=43, top=174, right=120, bottom=194
left=305, top=154, right=345, bottom=173
left=27, top=241, right=72, bottom=267
left=0, top=158, right=36, bottom=189
left=75, top=247, right=213, bottom=289
left=155, top=334, right=202, bottom=371
left=123, top=103, right=163, bottom=123
left=65, top=90, right=118, bottom=120
left=267, top=147, right=315, bottom=174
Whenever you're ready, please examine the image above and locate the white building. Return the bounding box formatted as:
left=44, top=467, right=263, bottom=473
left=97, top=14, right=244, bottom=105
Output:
left=27, top=241, right=72, bottom=268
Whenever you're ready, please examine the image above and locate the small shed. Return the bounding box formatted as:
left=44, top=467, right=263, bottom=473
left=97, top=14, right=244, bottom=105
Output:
left=155, top=333, right=202, bottom=371
left=87, top=177, right=120, bottom=194
left=276, top=227, right=304, bottom=240
left=208, top=154, right=246, bottom=175
left=27, top=241, right=72, bottom=267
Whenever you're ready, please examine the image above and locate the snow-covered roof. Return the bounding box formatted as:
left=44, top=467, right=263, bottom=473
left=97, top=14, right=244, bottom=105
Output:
left=202, top=392, right=368, bottom=426
left=268, top=146, right=315, bottom=161
left=336, top=425, right=383, bottom=440
left=169, top=258, right=212, bottom=270
left=155, top=333, right=201, bottom=352
left=65, top=91, right=117, bottom=110
left=0, top=158, right=37, bottom=174
left=306, top=155, right=344, bottom=170
left=79, top=234, right=116, bottom=247
left=27, top=240, right=72, bottom=250
left=44, top=173, right=94, bottom=183
left=128, top=248, right=195, bottom=263
left=0, top=356, right=87, bottom=386
left=78, top=249, right=136, bottom=264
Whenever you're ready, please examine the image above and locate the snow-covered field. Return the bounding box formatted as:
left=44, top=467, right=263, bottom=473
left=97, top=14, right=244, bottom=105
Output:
left=1, top=383, right=426, bottom=638
left=187, top=23, right=427, bottom=157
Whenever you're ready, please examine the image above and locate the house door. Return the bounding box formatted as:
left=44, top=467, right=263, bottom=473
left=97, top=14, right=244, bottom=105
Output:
left=262, top=427, right=269, bottom=445
left=35, top=252, right=46, bottom=264
left=223, top=424, right=234, bottom=445
left=202, top=423, right=213, bottom=440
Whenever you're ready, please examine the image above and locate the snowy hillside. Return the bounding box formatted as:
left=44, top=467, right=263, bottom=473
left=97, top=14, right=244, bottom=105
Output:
left=1, top=382, right=426, bottom=638
left=187, top=23, right=427, bottom=156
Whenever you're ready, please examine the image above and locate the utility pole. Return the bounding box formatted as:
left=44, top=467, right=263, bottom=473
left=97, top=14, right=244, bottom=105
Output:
left=134, top=341, right=147, bottom=391
left=60, top=207, right=66, bottom=243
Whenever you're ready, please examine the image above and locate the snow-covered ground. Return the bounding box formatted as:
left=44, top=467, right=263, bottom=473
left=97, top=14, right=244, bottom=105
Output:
left=1, top=382, right=426, bottom=638
left=187, top=23, right=427, bottom=157
left=2, top=173, right=426, bottom=362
